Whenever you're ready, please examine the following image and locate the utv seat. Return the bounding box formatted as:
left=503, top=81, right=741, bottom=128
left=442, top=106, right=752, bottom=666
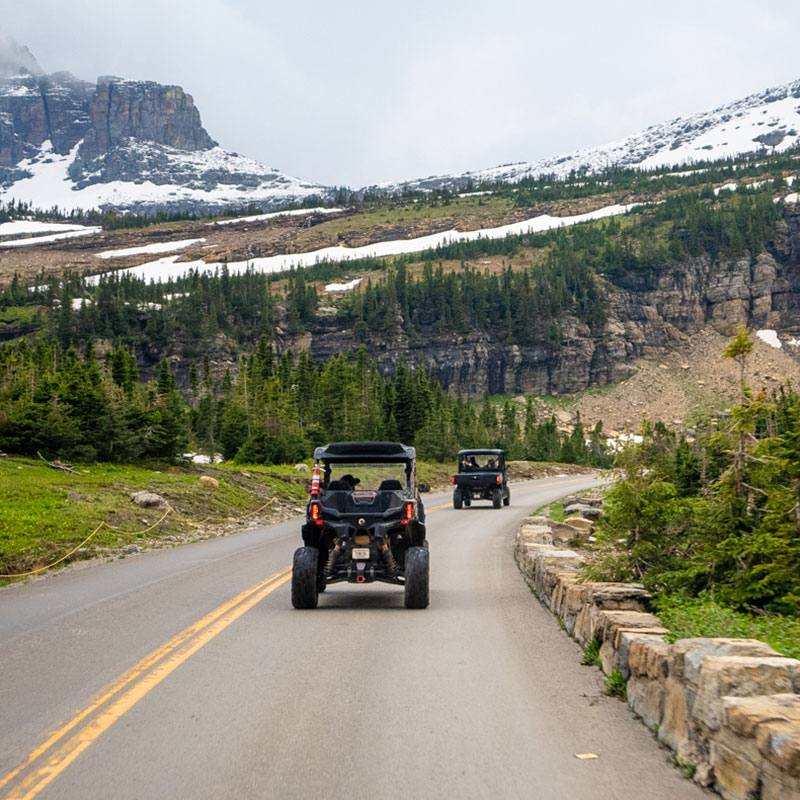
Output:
left=326, top=480, right=351, bottom=491
left=378, top=479, right=403, bottom=491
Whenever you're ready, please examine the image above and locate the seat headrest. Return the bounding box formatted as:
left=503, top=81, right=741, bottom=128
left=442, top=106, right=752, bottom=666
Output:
left=378, top=479, right=403, bottom=491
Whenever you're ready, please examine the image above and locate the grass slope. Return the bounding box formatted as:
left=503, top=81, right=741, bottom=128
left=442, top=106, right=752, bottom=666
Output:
left=0, top=456, right=309, bottom=581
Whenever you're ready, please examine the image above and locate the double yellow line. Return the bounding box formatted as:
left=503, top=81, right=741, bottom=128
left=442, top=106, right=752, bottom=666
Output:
left=2, top=476, right=590, bottom=798
left=0, top=566, right=291, bottom=800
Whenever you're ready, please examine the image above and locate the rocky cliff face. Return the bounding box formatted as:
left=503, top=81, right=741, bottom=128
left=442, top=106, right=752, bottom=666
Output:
left=300, top=208, right=800, bottom=397
left=0, top=73, right=93, bottom=167
left=66, top=77, right=219, bottom=187
left=0, top=35, right=326, bottom=212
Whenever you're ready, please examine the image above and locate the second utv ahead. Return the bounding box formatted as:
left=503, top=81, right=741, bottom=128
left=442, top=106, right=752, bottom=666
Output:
left=452, top=448, right=509, bottom=509
left=292, top=442, right=429, bottom=610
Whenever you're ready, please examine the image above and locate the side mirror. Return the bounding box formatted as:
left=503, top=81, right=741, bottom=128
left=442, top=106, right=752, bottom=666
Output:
left=418, top=482, right=431, bottom=493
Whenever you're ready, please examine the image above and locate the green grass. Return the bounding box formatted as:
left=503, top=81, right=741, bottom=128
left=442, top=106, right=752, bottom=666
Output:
left=604, top=670, right=627, bottom=700
left=581, top=639, right=602, bottom=667
left=656, top=596, right=800, bottom=660
left=0, top=305, right=44, bottom=328
left=534, top=500, right=565, bottom=522
left=292, top=195, right=515, bottom=248
left=0, top=456, right=309, bottom=581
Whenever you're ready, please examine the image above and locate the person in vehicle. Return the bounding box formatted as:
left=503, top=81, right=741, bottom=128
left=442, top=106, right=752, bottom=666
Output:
left=340, top=474, right=360, bottom=490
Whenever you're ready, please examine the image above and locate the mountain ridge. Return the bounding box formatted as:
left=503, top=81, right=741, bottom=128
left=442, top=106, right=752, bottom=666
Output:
left=1, top=32, right=800, bottom=215
left=377, top=77, right=800, bottom=192
left=0, top=35, right=327, bottom=214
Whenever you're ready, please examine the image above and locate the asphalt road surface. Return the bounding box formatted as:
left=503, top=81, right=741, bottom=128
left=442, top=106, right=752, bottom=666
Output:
left=0, top=475, right=707, bottom=800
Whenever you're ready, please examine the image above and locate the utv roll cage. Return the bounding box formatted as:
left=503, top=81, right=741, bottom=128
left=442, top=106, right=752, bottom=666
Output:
left=312, top=441, right=418, bottom=492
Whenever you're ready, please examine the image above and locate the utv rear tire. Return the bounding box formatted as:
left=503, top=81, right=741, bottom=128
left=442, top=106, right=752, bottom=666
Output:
left=453, top=489, right=463, bottom=510
left=292, top=547, right=319, bottom=609
left=404, top=546, right=429, bottom=609
left=503, top=488, right=510, bottom=506
left=492, top=487, right=502, bottom=509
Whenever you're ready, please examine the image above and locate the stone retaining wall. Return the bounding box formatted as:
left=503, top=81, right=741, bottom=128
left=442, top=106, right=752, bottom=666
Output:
left=515, top=523, right=800, bottom=800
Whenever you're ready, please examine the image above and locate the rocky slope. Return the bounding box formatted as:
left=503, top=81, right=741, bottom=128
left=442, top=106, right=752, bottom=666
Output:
left=298, top=207, right=800, bottom=401
left=380, top=78, right=800, bottom=192
left=0, top=36, right=327, bottom=213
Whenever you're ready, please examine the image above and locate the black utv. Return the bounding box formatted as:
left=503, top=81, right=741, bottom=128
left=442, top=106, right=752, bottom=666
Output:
left=452, top=448, right=510, bottom=509
left=292, top=442, right=429, bottom=610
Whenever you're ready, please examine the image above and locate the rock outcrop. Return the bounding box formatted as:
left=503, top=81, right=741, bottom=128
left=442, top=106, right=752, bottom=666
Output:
left=304, top=210, right=800, bottom=398
left=0, top=35, right=326, bottom=211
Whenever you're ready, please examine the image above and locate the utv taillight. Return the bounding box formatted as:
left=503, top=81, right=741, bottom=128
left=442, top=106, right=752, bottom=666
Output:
left=496, top=474, right=501, bottom=484
left=451, top=475, right=455, bottom=484
left=310, top=502, right=320, bottom=521
left=405, top=502, right=414, bottom=520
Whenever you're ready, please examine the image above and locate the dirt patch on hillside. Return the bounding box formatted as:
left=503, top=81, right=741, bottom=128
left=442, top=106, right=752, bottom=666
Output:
left=535, top=327, right=800, bottom=435
left=0, top=190, right=642, bottom=288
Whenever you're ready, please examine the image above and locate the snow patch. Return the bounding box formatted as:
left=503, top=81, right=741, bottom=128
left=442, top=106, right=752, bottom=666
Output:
left=88, top=202, right=639, bottom=284
left=756, top=329, right=782, bottom=349
left=0, top=220, right=96, bottom=237
left=0, top=140, right=326, bottom=214
left=96, top=238, right=206, bottom=259
left=325, top=278, right=362, bottom=292
left=0, top=226, right=101, bottom=248
left=210, top=208, right=343, bottom=225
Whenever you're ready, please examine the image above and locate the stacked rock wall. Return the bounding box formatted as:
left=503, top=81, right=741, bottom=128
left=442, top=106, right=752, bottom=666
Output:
left=514, top=519, right=800, bottom=799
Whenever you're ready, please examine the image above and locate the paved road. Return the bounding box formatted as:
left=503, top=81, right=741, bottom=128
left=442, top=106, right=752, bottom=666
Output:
left=0, top=476, right=706, bottom=800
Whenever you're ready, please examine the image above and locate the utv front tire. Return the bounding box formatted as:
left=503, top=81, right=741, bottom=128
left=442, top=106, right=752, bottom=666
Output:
left=404, top=546, right=429, bottom=609
left=492, top=487, right=502, bottom=509
left=453, top=489, right=463, bottom=510
left=292, top=547, right=319, bottom=609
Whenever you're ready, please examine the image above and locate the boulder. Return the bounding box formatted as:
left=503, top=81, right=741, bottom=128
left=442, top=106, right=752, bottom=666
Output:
left=724, top=694, right=800, bottom=775
left=525, top=515, right=552, bottom=526
left=590, top=584, right=651, bottom=611
left=294, top=463, right=310, bottom=472
left=564, top=503, right=596, bottom=517
left=628, top=636, right=671, bottom=680
left=562, top=495, right=602, bottom=508
left=550, top=521, right=583, bottom=542
left=617, top=631, right=666, bottom=680
left=628, top=675, right=665, bottom=731
left=518, top=524, right=554, bottom=545
left=199, top=476, right=219, bottom=489
left=563, top=516, right=593, bottom=531
left=659, top=639, right=783, bottom=754
left=130, top=490, right=168, bottom=510
left=694, top=656, right=800, bottom=732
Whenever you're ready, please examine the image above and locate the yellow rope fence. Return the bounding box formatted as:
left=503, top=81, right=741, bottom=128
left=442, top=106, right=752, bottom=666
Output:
left=0, top=499, right=277, bottom=579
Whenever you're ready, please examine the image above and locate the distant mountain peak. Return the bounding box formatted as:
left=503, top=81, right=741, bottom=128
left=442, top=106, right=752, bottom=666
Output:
left=380, top=77, right=800, bottom=192
left=0, top=38, right=326, bottom=213
left=0, top=31, right=44, bottom=77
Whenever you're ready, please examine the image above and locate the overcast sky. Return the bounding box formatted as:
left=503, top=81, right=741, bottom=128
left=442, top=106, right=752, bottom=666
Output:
left=4, top=1, right=800, bottom=187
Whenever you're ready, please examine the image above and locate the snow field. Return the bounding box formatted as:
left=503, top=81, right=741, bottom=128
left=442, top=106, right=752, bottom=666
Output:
left=0, top=227, right=102, bottom=248
left=96, top=238, right=207, bottom=259
left=87, top=201, right=639, bottom=285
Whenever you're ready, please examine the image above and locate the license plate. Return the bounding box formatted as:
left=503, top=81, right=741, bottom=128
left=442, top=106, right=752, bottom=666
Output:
left=351, top=548, right=370, bottom=560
